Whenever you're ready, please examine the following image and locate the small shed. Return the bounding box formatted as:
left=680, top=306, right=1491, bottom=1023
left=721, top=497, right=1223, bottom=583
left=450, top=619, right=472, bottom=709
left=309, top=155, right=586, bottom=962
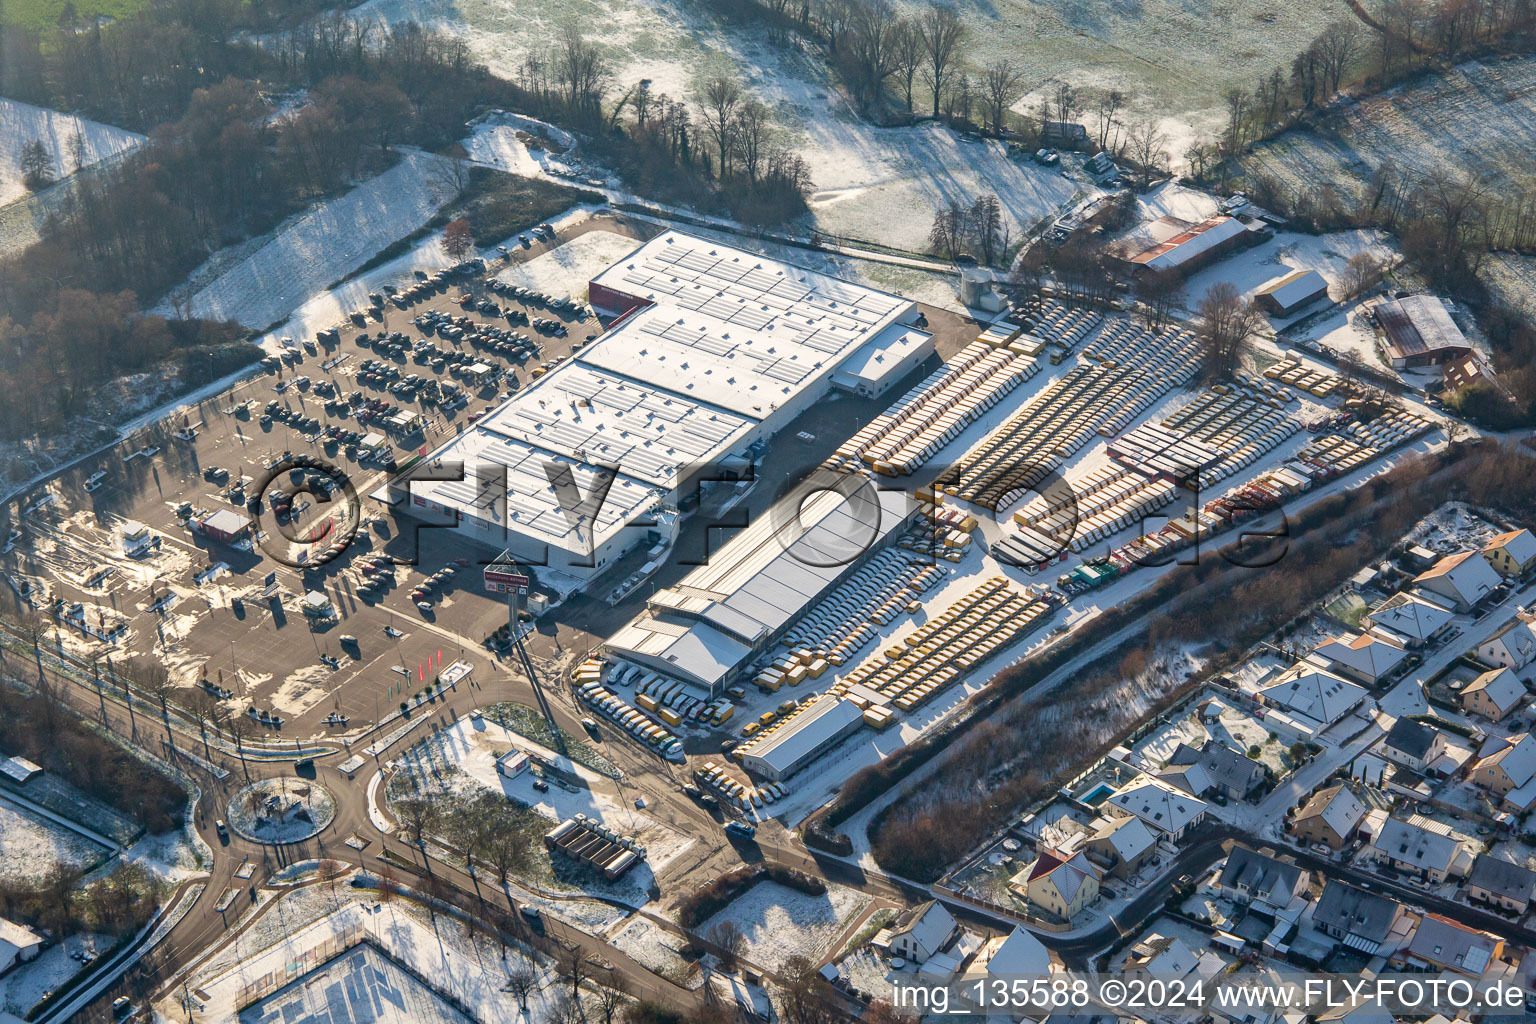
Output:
left=1255, top=269, right=1329, bottom=317
left=301, top=591, right=334, bottom=618
left=201, top=508, right=253, bottom=544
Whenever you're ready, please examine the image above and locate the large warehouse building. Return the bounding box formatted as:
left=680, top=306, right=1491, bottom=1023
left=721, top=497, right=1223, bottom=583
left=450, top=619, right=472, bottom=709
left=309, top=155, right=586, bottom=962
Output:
left=394, top=231, right=929, bottom=592
left=606, top=476, right=918, bottom=696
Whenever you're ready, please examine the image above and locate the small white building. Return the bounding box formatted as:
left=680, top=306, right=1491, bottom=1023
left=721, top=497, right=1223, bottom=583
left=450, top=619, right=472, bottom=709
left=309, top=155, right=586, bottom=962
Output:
left=0, top=918, right=43, bottom=975
left=830, top=325, right=934, bottom=399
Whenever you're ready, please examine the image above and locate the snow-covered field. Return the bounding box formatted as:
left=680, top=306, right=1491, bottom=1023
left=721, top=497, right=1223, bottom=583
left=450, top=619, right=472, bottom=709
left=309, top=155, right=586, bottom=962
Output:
left=0, top=98, right=144, bottom=208
left=359, top=0, right=1080, bottom=251
left=693, top=880, right=870, bottom=974
left=392, top=717, right=696, bottom=897
left=1481, top=252, right=1536, bottom=314
left=0, top=933, right=115, bottom=1017
left=606, top=916, right=696, bottom=983
left=0, top=799, right=111, bottom=883
left=1242, top=57, right=1536, bottom=204
left=191, top=881, right=564, bottom=1024
left=167, top=149, right=461, bottom=329
left=494, top=230, right=640, bottom=302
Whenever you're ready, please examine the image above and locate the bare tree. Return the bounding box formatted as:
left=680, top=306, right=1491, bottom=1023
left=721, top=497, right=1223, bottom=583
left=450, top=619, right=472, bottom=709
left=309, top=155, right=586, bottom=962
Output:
left=845, top=0, right=902, bottom=107
left=969, top=193, right=1004, bottom=265
left=506, top=958, right=538, bottom=1011
left=394, top=796, right=441, bottom=875
left=591, top=973, right=628, bottom=1024
left=698, top=74, right=743, bottom=178
left=732, top=101, right=772, bottom=184
left=710, top=919, right=747, bottom=968
left=1340, top=252, right=1386, bottom=298
left=1196, top=281, right=1265, bottom=378
left=927, top=198, right=967, bottom=260
left=1135, top=269, right=1185, bottom=329
left=980, top=58, right=1025, bottom=135
left=892, top=19, right=923, bottom=113
left=1092, top=88, right=1126, bottom=149
left=1125, top=117, right=1170, bottom=182
left=554, top=24, right=611, bottom=119
left=918, top=5, right=965, bottom=118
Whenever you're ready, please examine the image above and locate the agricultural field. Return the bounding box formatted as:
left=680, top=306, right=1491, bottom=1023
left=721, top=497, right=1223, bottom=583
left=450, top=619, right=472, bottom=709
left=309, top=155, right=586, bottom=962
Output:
left=692, top=880, right=871, bottom=974
left=0, top=0, right=149, bottom=30
left=1480, top=252, right=1536, bottom=313
left=0, top=97, right=144, bottom=208
left=359, top=0, right=1081, bottom=250
left=1241, top=56, right=1536, bottom=204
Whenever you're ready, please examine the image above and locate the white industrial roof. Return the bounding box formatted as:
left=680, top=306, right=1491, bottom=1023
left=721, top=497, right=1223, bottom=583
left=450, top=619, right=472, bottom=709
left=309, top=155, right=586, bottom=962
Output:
left=831, top=323, right=933, bottom=387
left=409, top=433, right=659, bottom=558
left=475, top=362, right=756, bottom=490
left=410, top=230, right=917, bottom=565
left=584, top=231, right=914, bottom=417
left=606, top=616, right=751, bottom=691
left=740, top=695, right=863, bottom=777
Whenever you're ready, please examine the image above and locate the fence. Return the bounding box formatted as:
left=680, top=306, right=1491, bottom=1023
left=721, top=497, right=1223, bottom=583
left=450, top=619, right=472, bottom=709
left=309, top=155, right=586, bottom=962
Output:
left=233, top=920, right=368, bottom=1009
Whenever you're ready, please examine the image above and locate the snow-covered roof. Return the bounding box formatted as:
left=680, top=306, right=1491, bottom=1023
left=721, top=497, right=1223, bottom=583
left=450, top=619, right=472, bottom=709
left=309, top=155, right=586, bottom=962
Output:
left=1484, top=528, right=1536, bottom=569
left=887, top=900, right=956, bottom=956
left=1129, top=216, right=1247, bottom=271
left=1464, top=667, right=1527, bottom=715
left=1377, top=295, right=1470, bottom=362
left=1126, top=934, right=1198, bottom=976
left=586, top=230, right=915, bottom=417
left=1403, top=914, right=1497, bottom=974
left=607, top=617, right=750, bottom=691
left=1373, top=817, right=1460, bottom=872
left=1255, top=268, right=1328, bottom=309
left=1476, top=732, right=1536, bottom=788
left=738, top=695, right=864, bottom=778
left=1257, top=664, right=1368, bottom=726
left=1314, top=631, right=1407, bottom=681
left=1480, top=616, right=1536, bottom=665
left=1295, top=783, right=1366, bottom=838
left=984, top=927, right=1050, bottom=978
left=1105, top=775, right=1208, bottom=834
left=470, top=362, right=756, bottom=490
left=1089, top=814, right=1156, bottom=861
left=1365, top=591, right=1456, bottom=642
left=1413, top=548, right=1501, bottom=606
left=1024, top=849, right=1099, bottom=904
left=0, top=918, right=41, bottom=952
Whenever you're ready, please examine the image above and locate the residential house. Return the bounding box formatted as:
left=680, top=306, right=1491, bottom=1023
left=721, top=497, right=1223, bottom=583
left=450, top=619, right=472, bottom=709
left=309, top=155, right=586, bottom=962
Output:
left=1256, top=665, right=1369, bottom=736
left=1365, top=817, right=1462, bottom=883
left=1010, top=849, right=1101, bottom=922
left=885, top=899, right=958, bottom=964
left=1104, top=775, right=1209, bottom=840
left=1392, top=914, right=1504, bottom=976
left=1290, top=784, right=1367, bottom=850
left=0, top=918, right=42, bottom=976
left=1362, top=591, right=1457, bottom=648
left=1461, top=667, right=1528, bottom=723
left=1312, top=880, right=1410, bottom=956
left=979, top=926, right=1052, bottom=987
left=1163, top=741, right=1266, bottom=801
left=1413, top=549, right=1502, bottom=612
left=1121, top=934, right=1199, bottom=979
left=1314, top=632, right=1409, bottom=686
left=1215, top=847, right=1308, bottom=914
left=1082, top=815, right=1157, bottom=880
left=1470, top=732, right=1536, bottom=811
left=1483, top=529, right=1536, bottom=578
left=1465, top=855, right=1536, bottom=915
left=1379, top=717, right=1448, bottom=774
left=1476, top=614, right=1536, bottom=672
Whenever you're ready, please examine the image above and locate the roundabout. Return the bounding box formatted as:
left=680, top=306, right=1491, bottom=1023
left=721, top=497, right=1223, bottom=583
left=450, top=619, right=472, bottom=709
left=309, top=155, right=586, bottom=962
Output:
left=226, top=777, right=337, bottom=844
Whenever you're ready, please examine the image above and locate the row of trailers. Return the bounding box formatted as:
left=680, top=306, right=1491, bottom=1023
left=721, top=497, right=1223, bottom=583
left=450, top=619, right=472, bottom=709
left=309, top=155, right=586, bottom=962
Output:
left=544, top=815, right=644, bottom=880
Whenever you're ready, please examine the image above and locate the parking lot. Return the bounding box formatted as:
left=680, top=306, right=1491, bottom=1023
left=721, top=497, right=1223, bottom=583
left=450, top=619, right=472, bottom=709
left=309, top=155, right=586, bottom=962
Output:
left=0, top=211, right=985, bottom=759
